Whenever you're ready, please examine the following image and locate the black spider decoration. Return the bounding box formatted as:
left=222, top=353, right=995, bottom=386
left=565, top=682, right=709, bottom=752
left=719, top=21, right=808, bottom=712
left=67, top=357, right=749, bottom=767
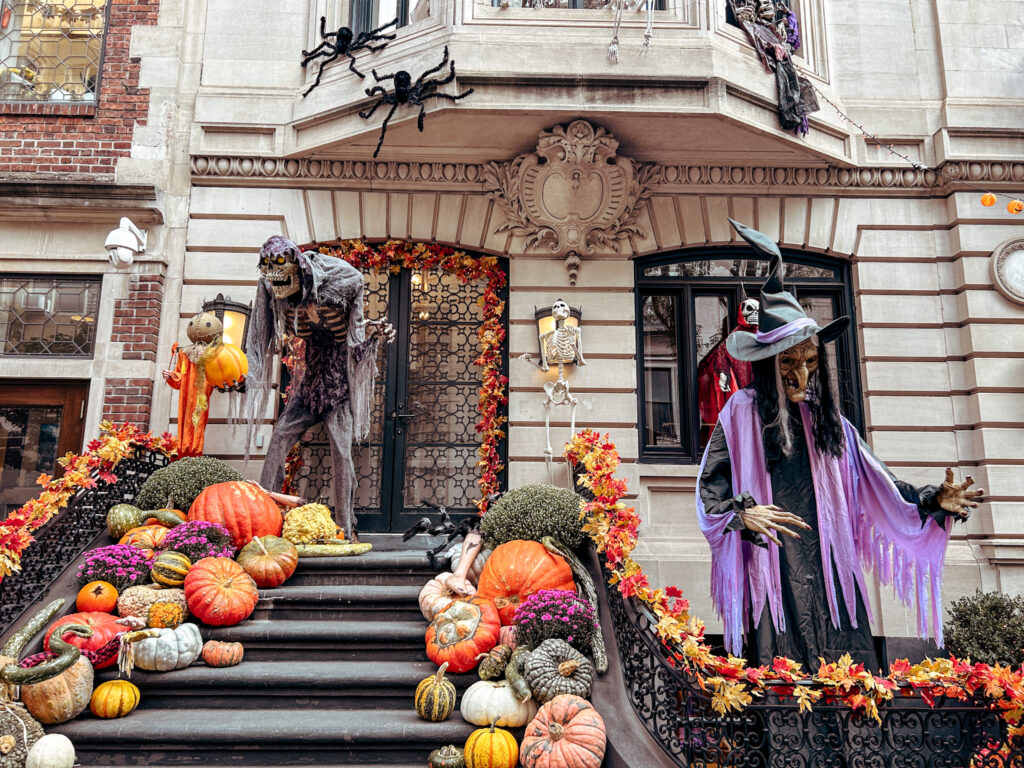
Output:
left=402, top=498, right=492, bottom=568
left=358, top=46, right=474, bottom=158
left=300, top=15, right=398, bottom=97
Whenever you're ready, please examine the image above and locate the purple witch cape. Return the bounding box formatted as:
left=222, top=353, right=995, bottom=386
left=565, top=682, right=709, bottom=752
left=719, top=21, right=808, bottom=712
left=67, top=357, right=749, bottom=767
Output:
left=696, top=390, right=952, bottom=657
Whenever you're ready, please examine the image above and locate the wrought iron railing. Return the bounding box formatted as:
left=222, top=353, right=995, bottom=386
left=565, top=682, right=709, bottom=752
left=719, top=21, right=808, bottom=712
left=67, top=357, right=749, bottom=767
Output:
left=0, top=451, right=168, bottom=637
left=603, top=571, right=1024, bottom=768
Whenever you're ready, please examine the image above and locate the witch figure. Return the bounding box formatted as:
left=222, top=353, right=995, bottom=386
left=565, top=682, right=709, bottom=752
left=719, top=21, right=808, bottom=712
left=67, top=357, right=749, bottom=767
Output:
left=697, top=219, right=984, bottom=673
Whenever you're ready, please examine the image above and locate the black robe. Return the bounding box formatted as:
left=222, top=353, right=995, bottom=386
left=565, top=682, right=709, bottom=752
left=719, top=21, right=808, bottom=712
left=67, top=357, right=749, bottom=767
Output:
left=699, top=404, right=946, bottom=672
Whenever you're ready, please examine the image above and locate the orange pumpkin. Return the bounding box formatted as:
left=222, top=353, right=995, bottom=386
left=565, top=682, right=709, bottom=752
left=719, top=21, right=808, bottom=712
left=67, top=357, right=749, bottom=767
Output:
left=188, top=481, right=283, bottom=549
left=184, top=556, right=259, bottom=626
left=205, top=342, right=248, bottom=390
left=44, top=612, right=123, bottom=668
left=520, top=695, right=607, bottom=768
left=76, top=581, right=118, bottom=613
left=426, top=597, right=501, bottom=674
left=236, top=536, right=298, bottom=588
left=476, top=541, right=575, bottom=625
left=202, top=640, right=244, bottom=667
left=1009, top=199, right=1024, bottom=215
left=119, top=524, right=169, bottom=554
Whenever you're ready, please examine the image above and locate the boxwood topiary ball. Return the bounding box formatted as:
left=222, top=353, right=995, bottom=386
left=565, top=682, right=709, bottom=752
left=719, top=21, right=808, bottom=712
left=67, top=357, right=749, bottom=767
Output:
left=481, top=484, right=585, bottom=550
left=134, top=456, right=243, bottom=512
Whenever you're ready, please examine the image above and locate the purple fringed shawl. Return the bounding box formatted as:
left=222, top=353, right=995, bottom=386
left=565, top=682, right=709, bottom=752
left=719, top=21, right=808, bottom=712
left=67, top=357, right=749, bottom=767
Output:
left=696, top=390, right=952, bottom=656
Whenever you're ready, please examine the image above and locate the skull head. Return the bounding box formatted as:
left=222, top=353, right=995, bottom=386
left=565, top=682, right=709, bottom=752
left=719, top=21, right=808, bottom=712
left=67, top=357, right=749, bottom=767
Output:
left=551, top=299, right=571, bottom=323
left=740, top=298, right=760, bottom=328
left=187, top=311, right=223, bottom=344
left=777, top=338, right=819, bottom=403
left=259, top=236, right=302, bottom=299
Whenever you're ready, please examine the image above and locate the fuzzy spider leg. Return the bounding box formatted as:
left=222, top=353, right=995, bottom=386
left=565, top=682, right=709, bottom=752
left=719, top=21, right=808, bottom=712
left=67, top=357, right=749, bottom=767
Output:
left=300, top=16, right=333, bottom=62
left=346, top=51, right=367, bottom=78
left=302, top=50, right=343, bottom=97
left=414, top=45, right=452, bottom=88
left=357, top=87, right=390, bottom=120
left=371, top=102, right=401, bottom=158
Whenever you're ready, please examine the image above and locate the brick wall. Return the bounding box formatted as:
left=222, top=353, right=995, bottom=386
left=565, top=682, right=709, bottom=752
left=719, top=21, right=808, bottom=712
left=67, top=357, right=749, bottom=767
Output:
left=103, top=378, right=154, bottom=427
left=112, top=273, right=164, bottom=361
left=0, top=0, right=159, bottom=179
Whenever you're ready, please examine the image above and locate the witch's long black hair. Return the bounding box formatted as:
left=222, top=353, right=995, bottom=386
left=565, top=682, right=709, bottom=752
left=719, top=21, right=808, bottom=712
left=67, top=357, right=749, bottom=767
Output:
left=750, top=339, right=846, bottom=469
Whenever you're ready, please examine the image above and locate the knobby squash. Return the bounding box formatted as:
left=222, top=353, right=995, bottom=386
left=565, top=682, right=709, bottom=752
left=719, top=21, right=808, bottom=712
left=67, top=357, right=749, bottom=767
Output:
left=425, top=597, right=500, bottom=674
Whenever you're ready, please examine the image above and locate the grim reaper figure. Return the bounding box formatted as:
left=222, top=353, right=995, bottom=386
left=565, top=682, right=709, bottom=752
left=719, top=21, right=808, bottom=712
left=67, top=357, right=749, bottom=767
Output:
left=242, top=236, right=393, bottom=539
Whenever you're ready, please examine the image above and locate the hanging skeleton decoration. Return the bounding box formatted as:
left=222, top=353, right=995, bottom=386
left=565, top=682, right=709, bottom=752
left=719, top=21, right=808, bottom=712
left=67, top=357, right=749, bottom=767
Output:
left=358, top=45, right=474, bottom=158
left=607, top=0, right=655, bottom=63
left=520, top=300, right=586, bottom=483
left=240, top=236, right=395, bottom=541
left=726, top=0, right=818, bottom=134
left=300, top=16, right=398, bottom=97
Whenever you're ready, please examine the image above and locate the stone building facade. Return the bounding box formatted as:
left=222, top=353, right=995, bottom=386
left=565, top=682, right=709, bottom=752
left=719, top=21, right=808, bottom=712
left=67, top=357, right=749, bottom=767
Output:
left=1, top=0, right=1022, bottom=646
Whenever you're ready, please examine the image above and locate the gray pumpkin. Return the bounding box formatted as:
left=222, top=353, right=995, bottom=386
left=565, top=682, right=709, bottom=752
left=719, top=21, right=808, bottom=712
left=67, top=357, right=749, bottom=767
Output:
left=523, top=638, right=595, bottom=703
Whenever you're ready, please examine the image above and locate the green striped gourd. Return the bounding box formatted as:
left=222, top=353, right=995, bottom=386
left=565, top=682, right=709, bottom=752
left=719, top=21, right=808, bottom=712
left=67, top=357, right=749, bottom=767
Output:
left=415, top=662, right=456, bottom=721
left=151, top=552, right=192, bottom=588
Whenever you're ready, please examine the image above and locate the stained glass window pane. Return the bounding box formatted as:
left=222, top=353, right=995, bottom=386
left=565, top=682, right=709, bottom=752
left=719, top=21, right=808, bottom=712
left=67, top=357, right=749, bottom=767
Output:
left=0, top=277, right=100, bottom=356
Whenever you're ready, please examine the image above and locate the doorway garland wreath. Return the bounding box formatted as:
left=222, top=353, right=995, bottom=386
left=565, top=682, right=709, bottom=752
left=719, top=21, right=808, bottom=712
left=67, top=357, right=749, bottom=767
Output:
left=286, top=240, right=508, bottom=514
left=566, top=429, right=1024, bottom=734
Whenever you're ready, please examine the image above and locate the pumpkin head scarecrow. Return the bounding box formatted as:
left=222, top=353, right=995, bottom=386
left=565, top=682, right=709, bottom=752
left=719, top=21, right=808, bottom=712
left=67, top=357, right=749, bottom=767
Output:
left=697, top=219, right=984, bottom=671
left=162, top=311, right=226, bottom=457
left=240, top=236, right=394, bottom=540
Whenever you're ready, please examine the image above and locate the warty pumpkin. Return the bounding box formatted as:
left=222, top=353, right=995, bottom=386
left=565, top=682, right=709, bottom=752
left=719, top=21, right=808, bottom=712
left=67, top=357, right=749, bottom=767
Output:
left=20, top=625, right=95, bottom=725
left=75, top=581, right=118, bottom=613
left=128, top=623, right=202, bottom=673
left=520, top=694, right=606, bottom=768
left=147, top=601, right=185, bottom=629
left=151, top=551, right=192, bottom=588
left=523, top=639, right=594, bottom=702
left=117, top=584, right=188, bottom=621
left=90, top=679, right=141, bottom=719
left=415, top=661, right=456, bottom=721
left=425, top=596, right=501, bottom=674
left=476, top=644, right=512, bottom=680
left=460, top=679, right=538, bottom=727
left=464, top=719, right=519, bottom=768
left=43, top=612, right=123, bottom=669
left=419, top=574, right=458, bottom=621
left=476, top=541, right=574, bottom=625
left=202, top=640, right=244, bottom=667
left=184, top=556, right=259, bottom=626
left=188, top=481, right=283, bottom=549
left=237, top=535, right=298, bottom=588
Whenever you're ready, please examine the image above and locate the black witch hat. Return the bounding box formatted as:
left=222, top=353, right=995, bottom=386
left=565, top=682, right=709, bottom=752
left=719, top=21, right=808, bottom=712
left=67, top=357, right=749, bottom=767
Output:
left=725, top=219, right=849, bottom=362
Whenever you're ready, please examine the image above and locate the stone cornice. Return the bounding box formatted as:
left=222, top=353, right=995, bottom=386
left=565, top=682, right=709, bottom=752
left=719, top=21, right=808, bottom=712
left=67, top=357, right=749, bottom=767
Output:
left=190, top=154, right=1024, bottom=196
left=0, top=182, right=164, bottom=225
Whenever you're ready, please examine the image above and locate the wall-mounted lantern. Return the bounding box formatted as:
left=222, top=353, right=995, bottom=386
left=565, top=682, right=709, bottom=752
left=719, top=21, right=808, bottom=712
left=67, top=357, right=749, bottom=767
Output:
left=202, top=293, right=252, bottom=351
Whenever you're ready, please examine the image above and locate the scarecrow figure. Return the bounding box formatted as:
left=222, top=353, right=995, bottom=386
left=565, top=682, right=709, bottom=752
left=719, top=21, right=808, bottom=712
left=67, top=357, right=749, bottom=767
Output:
left=241, top=236, right=394, bottom=540
left=697, top=219, right=983, bottom=672
left=162, top=311, right=224, bottom=457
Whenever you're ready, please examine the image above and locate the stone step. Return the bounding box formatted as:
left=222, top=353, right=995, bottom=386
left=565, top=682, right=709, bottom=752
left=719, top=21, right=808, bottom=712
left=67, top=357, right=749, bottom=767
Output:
left=51, top=708, right=479, bottom=766
left=97, top=660, right=478, bottom=710
left=204, top=619, right=429, bottom=661
left=252, top=583, right=423, bottom=621
left=287, top=548, right=446, bottom=587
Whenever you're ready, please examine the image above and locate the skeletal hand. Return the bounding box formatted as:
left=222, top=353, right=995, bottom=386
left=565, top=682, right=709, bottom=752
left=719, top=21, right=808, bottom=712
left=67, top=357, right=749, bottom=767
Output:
left=936, top=467, right=984, bottom=518
left=367, top=319, right=396, bottom=343
left=738, top=504, right=811, bottom=548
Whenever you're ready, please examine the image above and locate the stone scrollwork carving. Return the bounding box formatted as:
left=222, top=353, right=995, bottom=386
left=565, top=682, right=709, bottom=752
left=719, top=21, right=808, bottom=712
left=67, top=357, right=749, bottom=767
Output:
left=482, top=119, right=663, bottom=285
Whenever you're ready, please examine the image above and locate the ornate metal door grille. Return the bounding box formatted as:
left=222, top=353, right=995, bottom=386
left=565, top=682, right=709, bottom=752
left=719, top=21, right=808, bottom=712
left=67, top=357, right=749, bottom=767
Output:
left=288, top=264, right=506, bottom=532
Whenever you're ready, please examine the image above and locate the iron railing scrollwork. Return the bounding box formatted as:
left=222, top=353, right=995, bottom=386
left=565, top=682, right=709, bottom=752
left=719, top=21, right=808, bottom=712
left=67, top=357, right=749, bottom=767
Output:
left=0, top=450, right=168, bottom=637
left=603, top=563, right=1024, bottom=768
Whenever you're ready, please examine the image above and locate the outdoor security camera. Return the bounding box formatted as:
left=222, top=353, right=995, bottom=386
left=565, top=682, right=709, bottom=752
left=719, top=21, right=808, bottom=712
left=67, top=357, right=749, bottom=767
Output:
left=105, top=217, right=147, bottom=269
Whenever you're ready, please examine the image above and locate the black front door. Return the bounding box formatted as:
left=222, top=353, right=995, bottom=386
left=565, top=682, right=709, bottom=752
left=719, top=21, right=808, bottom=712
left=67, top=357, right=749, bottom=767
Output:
left=291, top=264, right=506, bottom=532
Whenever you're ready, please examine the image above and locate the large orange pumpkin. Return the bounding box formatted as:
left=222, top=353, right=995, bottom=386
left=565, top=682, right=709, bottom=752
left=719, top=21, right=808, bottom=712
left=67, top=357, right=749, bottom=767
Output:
left=425, top=597, right=501, bottom=674
left=520, top=694, right=607, bottom=768
left=188, top=481, right=283, bottom=549
left=43, top=612, right=123, bottom=668
left=205, top=342, right=248, bottom=391
left=118, top=524, right=169, bottom=554
left=184, top=556, right=259, bottom=626
left=476, top=541, right=575, bottom=625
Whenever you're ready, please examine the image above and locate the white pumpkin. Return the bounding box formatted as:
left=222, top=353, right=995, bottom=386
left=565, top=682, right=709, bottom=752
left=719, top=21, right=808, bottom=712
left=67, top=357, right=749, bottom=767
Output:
left=460, top=679, right=538, bottom=727
left=132, top=623, right=202, bottom=672
left=25, top=734, right=76, bottom=768
left=445, top=542, right=492, bottom=586
left=418, top=574, right=458, bottom=621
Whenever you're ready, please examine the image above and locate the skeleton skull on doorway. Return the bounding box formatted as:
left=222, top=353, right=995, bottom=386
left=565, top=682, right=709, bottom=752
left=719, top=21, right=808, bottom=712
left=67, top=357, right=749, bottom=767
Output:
left=259, top=238, right=302, bottom=299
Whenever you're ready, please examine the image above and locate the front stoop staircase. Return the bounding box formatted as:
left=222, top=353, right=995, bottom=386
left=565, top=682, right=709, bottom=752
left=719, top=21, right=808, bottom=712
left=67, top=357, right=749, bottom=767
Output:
left=52, top=535, right=479, bottom=767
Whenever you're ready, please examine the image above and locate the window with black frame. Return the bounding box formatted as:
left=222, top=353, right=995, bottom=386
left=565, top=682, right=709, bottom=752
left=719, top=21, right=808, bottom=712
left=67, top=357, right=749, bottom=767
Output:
left=636, top=251, right=860, bottom=462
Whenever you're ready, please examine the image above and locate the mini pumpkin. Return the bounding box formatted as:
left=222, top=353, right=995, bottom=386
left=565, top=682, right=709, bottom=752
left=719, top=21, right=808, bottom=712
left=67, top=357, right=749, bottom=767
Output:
left=202, top=640, right=244, bottom=667
left=428, top=744, right=466, bottom=768
left=151, top=551, right=192, bottom=588
left=236, top=535, right=298, bottom=588
left=425, top=597, right=501, bottom=674
left=419, top=574, right=458, bottom=621
left=90, top=679, right=141, bottom=719
left=477, top=644, right=512, bottom=680
left=523, top=639, right=594, bottom=703
left=76, top=581, right=118, bottom=613
left=184, top=556, right=259, bottom=627
left=520, top=695, right=606, bottom=768
left=464, top=719, right=518, bottom=768
left=415, top=661, right=456, bottom=721
left=147, top=601, right=185, bottom=629
left=130, top=623, right=203, bottom=672
left=460, top=679, right=538, bottom=728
